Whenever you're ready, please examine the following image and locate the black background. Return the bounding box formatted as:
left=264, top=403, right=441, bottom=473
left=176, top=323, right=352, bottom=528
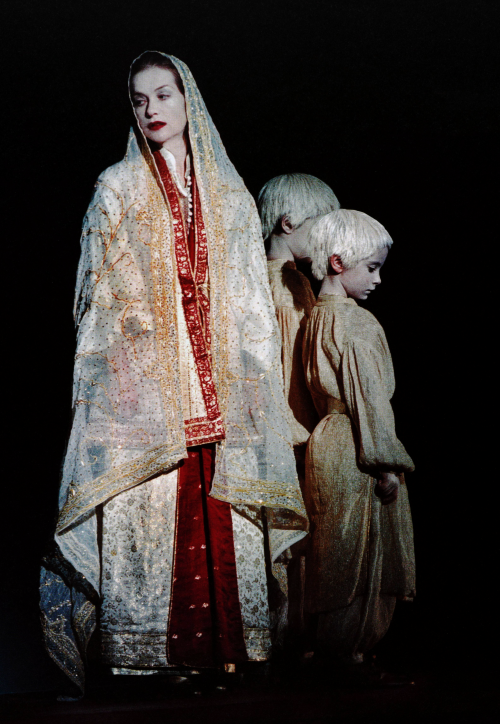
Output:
left=2, top=0, right=498, bottom=695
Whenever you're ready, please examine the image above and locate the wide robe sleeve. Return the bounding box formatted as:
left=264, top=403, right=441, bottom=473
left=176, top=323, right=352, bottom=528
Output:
left=340, top=324, right=414, bottom=476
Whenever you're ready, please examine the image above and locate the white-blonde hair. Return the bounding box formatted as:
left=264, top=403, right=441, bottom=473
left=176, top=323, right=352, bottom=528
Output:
left=309, top=209, right=393, bottom=280
left=257, top=173, right=340, bottom=240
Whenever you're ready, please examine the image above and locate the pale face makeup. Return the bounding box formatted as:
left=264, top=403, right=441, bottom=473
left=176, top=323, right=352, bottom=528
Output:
left=337, top=247, right=389, bottom=300
left=130, top=67, right=187, bottom=149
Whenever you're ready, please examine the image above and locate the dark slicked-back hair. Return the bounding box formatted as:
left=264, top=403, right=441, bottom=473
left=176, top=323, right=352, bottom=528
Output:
left=129, top=51, right=185, bottom=94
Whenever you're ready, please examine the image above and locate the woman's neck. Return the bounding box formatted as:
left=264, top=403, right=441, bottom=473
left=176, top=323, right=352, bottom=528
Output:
left=162, top=133, right=188, bottom=179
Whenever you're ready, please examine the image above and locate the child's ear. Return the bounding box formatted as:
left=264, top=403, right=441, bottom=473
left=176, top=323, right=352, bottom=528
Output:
left=330, top=254, right=344, bottom=274
left=280, top=215, right=294, bottom=235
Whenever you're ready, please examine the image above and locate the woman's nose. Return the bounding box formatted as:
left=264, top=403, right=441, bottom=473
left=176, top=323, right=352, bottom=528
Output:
left=144, top=100, right=157, bottom=118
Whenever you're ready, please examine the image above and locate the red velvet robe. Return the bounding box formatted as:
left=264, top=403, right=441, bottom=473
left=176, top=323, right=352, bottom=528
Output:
left=153, top=151, right=247, bottom=666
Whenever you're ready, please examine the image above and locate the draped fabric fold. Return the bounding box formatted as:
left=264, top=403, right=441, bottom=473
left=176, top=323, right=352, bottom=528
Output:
left=302, top=294, right=415, bottom=655
left=41, top=53, right=307, bottom=691
left=168, top=445, right=248, bottom=666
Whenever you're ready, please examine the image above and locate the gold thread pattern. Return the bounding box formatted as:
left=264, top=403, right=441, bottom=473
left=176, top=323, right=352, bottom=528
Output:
left=42, top=53, right=309, bottom=692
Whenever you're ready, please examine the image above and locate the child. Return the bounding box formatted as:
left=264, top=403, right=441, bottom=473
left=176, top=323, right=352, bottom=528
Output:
left=257, top=173, right=340, bottom=650
left=258, top=173, right=340, bottom=452
left=303, top=209, right=415, bottom=676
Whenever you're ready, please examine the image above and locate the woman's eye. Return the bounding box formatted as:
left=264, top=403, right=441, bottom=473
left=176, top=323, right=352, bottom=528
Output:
left=158, top=94, right=171, bottom=100
left=133, top=99, right=145, bottom=107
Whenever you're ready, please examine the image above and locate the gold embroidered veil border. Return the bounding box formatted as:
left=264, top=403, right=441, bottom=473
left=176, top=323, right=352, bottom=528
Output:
left=42, top=52, right=308, bottom=694
left=56, top=54, right=307, bottom=551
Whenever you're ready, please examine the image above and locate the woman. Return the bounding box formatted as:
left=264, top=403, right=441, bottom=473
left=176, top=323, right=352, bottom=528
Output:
left=40, top=52, right=307, bottom=693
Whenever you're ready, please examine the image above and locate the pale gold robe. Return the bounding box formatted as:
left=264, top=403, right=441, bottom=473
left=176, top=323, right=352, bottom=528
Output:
left=41, top=54, right=307, bottom=693
left=267, top=260, right=318, bottom=644
left=267, top=260, right=318, bottom=447
left=100, top=154, right=271, bottom=671
left=303, top=294, right=415, bottom=656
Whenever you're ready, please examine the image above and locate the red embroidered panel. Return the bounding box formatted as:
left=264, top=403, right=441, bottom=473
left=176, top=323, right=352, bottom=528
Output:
left=184, top=416, right=226, bottom=446
left=153, top=152, right=225, bottom=446
left=167, top=445, right=248, bottom=667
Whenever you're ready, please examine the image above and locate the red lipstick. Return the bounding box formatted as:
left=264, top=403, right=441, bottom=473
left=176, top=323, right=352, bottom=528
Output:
left=147, top=121, right=166, bottom=131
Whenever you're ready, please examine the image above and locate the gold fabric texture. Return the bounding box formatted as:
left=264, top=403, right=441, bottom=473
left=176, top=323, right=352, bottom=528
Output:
left=41, top=53, right=307, bottom=691
left=267, top=260, right=319, bottom=446
left=100, top=475, right=270, bottom=669
left=303, top=295, right=415, bottom=655
left=267, top=260, right=318, bottom=643
left=56, top=55, right=307, bottom=549
left=100, top=470, right=177, bottom=668
left=243, top=628, right=272, bottom=661
left=231, top=509, right=270, bottom=631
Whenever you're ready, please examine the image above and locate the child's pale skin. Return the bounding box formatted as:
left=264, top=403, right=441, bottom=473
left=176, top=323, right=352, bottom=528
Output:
left=321, top=248, right=399, bottom=505
left=266, top=216, right=317, bottom=262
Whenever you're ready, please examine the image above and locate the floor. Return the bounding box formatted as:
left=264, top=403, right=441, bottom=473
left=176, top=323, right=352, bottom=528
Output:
left=2, top=661, right=498, bottom=724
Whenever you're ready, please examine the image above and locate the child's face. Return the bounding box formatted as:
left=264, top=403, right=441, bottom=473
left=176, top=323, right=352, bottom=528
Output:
left=339, top=247, right=388, bottom=300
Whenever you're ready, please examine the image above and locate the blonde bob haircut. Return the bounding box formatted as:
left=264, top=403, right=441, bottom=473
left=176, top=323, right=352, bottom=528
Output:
left=309, top=209, right=393, bottom=280
left=257, top=173, right=340, bottom=240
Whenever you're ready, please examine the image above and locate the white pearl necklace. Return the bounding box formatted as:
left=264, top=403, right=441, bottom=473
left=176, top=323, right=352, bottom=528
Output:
left=186, top=173, right=193, bottom=225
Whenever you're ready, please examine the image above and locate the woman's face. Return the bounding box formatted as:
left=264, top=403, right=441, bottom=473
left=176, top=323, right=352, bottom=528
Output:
left=130, top=67, right=187, bottom=148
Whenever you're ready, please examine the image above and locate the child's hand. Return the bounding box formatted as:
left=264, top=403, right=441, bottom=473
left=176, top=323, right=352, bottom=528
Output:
left=374, top=472, right=399, bottom=505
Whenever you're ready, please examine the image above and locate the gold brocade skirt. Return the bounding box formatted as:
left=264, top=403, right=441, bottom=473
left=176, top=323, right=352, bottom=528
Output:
left=100, top=471, right=271, bottom=669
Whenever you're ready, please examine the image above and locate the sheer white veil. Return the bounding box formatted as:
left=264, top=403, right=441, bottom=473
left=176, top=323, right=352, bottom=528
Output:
left=40, top=52, right=307, bottom=692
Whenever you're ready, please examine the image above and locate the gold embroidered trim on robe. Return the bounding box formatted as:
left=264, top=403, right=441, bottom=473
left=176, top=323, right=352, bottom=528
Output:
left=153, top=149, right=225, bottom=447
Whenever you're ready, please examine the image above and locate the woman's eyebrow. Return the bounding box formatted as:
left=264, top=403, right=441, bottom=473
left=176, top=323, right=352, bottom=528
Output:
left=131, top=85, right=173, bottom=98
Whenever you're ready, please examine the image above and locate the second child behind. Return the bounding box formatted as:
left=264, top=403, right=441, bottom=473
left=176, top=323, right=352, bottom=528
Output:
left=258, top=173, right=340, bottom=651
